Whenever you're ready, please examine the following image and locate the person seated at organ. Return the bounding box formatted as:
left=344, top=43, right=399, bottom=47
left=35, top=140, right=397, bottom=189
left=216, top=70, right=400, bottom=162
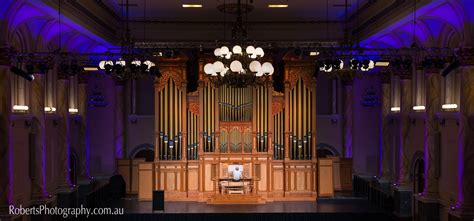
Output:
left=232, top=167, right=242, bottom=181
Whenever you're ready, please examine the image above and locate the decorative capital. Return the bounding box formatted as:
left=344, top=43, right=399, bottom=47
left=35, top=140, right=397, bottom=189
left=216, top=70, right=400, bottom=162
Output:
left=78, top=73, right=89, bottom=84
left=398, top=70, right=412, bottom=80
left=0, top=45, right=14, bottom=66
left=459, top=47, right=474, bottom=66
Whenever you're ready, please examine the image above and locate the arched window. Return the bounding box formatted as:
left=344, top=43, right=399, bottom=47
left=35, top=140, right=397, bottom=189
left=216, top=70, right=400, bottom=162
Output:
left=316, top=143, right=340, bottom=158
left=134, top=149, right=154, bottom=162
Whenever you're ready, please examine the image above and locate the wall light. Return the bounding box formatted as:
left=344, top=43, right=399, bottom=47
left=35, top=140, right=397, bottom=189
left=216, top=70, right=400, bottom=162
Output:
left=44, top=107, right=57, bottom=112
left=68, top=108, right=79, bottom=113
left=310, top=51, right=320, bottom=56
left=182, top=4, right=202, bottom=8
left=13, top=105, right=29, bottom=111
left=268, top=4, right=288, bottom=8
left=391, top=107, right=400, bottom=112
left=442, top=104, right=458, bottom=110
left=413, top=106, right=426, bottom=111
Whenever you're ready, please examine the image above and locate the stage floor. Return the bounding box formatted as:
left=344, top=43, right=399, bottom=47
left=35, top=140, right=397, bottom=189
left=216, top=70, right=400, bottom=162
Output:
left=117, top=197, right=387, bottom=214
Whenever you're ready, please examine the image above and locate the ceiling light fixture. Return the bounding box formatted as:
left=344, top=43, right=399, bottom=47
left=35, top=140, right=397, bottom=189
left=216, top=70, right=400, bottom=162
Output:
left=268, top=4, right=288, bottom=8
left=375, top=61, right=390, bottom=67
left=205, top=0, right=274, bottom=87
left=182, top=4, right=202, bottom=8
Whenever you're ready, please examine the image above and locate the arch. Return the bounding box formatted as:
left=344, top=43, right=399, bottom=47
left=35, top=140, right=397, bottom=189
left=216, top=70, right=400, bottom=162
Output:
left=69, top=149, right=79, bottom=186
left=409, top=151, right=425, bottom=181
left=316, top=143, right=340, bottom=157
left=410, top=151, right=425, bottom=194
left=129, top=143, right=155, bottom=159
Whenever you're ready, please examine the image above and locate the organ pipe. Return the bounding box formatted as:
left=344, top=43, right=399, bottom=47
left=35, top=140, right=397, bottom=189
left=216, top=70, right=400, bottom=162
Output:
left=157, top=79, right=184, bottom=160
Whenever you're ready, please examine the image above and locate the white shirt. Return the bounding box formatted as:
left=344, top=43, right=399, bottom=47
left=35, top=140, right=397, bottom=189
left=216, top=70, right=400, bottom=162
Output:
left=232, top=170, right=242, bottom=181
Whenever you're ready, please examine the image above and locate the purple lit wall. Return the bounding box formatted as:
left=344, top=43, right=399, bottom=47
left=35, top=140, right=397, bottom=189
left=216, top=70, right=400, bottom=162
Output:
left=352, top=76, right=381, bottom=175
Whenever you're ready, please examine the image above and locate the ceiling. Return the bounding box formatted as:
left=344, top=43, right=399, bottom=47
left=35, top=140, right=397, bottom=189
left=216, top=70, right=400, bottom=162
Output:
left=105, top=0, right=370, bottom=22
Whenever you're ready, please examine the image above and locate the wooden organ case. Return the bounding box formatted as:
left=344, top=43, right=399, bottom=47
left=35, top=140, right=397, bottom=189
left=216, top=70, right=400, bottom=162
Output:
left=136, top=55, right=332, bottom=203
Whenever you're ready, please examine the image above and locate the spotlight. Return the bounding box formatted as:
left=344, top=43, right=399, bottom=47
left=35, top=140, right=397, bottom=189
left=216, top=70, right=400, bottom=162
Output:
left=114, top=59, right=126, bottom=73
left=10, top=66, right=34, bottom=81
left=99, top=60, right=113, bottom=73
left=350, top=59, right=359, bottom=70
left=130, top=59, right=141, bottom=73
left=332, top=59, right=344, bottom=70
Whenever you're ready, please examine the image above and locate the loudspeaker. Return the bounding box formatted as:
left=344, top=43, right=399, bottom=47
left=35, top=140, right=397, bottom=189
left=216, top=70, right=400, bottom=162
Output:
left=152, top=190, right=164, bottom=211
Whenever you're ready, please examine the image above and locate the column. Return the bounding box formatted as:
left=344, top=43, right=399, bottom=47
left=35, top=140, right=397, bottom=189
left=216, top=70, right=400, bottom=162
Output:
left=423, top=71, right=441, bottom=197
left=30, top=72, right=47, bottom=199
left=0, top=58, right=12, bottom=213
left=381, top=72, right=391, bottom=179
left=455, top=49, right=474, bottom=216
left=78, top=74, right=89, bottom=178
left=57, top=72, right=71, bottom=189
left=342, top=79, right=353, bottom=158
left=393, top=71, right=413, bottom=219
left=398, top=71, right=412, bottom=185
left=114, top=80, right=125, bottom=161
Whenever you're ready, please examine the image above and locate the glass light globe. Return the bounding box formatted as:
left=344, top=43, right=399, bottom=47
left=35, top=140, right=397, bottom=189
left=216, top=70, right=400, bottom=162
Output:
left=251, top=54, right=257, bottom=59
left=256, top=71, right=264, bottom=77
left=268, top=64, right=274, bottom=75
left=211, top=72, right=218, bottom=76
left=230, top=60, right=243, bottom=72
left=232, top=45, right=242, bottom=54
left=246, top=46, right=255, bottom=54
left=220, top=46, right=230, bottom=55
left=204, top=63, right=214, bottom=74
left=213, top=61, right=224, bottom=73
left=339, top=59, right=344, bottom=69
left=262, top=62, right=273, bottom=73
left=249, top=61, right=262, bottom=72
left=220, top=67, right=229, bottom=77
left=225, top=52, right=232, bottom=59
left=254, top=47, right=264, bottom=57
left=214, top=48, right=222, bottom=57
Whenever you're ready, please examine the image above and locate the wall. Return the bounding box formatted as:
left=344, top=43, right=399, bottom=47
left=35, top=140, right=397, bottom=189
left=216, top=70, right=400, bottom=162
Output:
left=352, top=76, right=382, bottom=175
left=87, top=75, right=117, bottom=176
left=317, top=115, right=343, bottom=156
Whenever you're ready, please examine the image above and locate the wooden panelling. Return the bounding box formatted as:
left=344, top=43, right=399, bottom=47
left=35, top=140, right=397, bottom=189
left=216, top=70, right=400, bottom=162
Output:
left=340, top=158, right=353, bottom=191
left=329, top=156, right=342, bottom=191
left=318, top=158, right=334, bottom=197
left=138, top=163, right=154, bottom=201
left=117, top=159, right=145, bottom=194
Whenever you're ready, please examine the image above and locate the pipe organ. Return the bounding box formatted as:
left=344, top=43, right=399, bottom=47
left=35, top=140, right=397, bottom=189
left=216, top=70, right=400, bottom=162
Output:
left=141, top=55, right=330, bottom=203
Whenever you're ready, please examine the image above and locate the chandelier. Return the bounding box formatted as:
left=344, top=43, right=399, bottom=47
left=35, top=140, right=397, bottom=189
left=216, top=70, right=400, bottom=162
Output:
left=203, top=0, right=274, bottom=87
left=204, top=45, right=274, bottom=87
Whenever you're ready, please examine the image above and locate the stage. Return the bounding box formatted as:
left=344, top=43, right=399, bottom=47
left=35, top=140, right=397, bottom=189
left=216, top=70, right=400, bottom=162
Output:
left=94, top=197, right=391, bottom=221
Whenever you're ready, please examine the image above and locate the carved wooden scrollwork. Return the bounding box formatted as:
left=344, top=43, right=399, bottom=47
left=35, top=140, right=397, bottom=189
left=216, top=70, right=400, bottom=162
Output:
left=155, top=66, right=185, bottom=91
left=188, top=102, right=200, bottom=116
